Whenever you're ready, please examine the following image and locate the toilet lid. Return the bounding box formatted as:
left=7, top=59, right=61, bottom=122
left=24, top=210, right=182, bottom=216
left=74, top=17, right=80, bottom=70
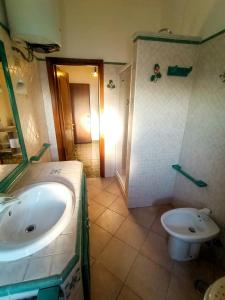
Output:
left=204, top=277, right=225, bottom=300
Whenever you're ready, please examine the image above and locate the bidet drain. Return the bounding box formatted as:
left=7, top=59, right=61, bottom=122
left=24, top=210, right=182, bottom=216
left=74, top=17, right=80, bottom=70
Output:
left=188, top=227, right=196, bottom=233
left=25, top=224, right=36, bottom=233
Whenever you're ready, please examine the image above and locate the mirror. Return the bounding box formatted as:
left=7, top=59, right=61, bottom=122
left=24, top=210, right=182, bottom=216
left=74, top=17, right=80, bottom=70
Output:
left=0, top=41, right=28, bottom=191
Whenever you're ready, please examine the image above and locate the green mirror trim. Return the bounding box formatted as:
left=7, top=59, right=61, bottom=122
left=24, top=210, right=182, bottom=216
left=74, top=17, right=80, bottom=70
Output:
left=0, top=40, right=28, bottom=192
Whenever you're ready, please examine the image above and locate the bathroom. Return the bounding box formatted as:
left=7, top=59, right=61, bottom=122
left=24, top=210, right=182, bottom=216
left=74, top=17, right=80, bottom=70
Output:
left=0, top=0, right=225, bottom=299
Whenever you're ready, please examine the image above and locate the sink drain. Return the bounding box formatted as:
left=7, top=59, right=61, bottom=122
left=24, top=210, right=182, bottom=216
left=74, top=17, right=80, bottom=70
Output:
left=188, top=227, right=196, bottom=233
left=25, top=224, right=36, bottom=233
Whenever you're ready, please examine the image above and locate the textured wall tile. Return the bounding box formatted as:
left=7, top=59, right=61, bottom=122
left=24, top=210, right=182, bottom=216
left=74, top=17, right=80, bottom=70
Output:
left=128, top=40, right=199, bottom=207
left=173, top=34, right=225, bottom=228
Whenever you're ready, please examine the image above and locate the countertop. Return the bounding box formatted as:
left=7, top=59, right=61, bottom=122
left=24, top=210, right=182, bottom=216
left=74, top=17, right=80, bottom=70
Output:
left=0, top=161, right=83, bottom=289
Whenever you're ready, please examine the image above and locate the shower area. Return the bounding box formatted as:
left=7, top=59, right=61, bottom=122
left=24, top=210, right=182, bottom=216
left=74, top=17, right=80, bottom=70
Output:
left=115, top=65, right=132, bottom=193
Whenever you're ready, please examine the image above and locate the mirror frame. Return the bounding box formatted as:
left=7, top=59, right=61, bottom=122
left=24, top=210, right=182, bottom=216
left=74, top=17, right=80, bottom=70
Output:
left=0, top=40, right=28, bottom=192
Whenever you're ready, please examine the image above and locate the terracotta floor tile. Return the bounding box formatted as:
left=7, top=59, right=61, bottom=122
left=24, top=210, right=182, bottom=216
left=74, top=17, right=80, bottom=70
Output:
left=93, top=190, right=117, bottom=207
left=116, top=219, right=148, bottom=250
left=126, top=254, right=170, bottom=300
left=88, top=185, right=102, bottom=199
left=95, top=209, right=125, bottom=234
left=88, top=200, right=106, bottom=222
left=117, top=285, right=141, bottom=300
left=127, top=207, right=157, bottom=229
left=91, top=262, right=123, bottom=300
left=166, top=275, right=202, bottom=300
left=98, top=237, right=138, bottom=281
left=105, top=182, right=122, bottom=196
left=140, top=231, right=173, bottom=270
left=109, top=196, right=130, bottom=217
left=87, top=177, right=115, bottom=189
left=151, top=215, right=168, bottom=238
left=89, top=223, right=112, bottom=259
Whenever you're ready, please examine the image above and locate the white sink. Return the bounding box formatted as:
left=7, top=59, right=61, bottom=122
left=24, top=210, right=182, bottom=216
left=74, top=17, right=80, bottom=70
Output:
left=0, top=182, right=74, bottom=261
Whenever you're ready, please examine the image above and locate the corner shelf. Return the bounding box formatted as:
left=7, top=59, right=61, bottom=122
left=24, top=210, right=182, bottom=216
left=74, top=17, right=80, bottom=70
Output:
left=167, top=66, right=192, bottom=77
left=172, top=164, right=207, bottom=187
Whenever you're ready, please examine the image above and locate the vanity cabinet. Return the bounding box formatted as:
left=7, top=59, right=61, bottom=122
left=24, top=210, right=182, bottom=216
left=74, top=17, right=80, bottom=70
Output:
left=0, top=162, right=90, bottom=300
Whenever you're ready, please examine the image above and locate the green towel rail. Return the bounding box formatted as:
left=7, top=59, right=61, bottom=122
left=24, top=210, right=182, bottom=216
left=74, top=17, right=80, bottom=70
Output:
left=172, top=164, right=207, bottom=187
left=30, top=143, right=50, bottom=162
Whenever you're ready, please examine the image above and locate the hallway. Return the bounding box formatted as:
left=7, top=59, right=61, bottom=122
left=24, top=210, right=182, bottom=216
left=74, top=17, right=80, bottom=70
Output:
left=73, top=141, right=100, bottom=177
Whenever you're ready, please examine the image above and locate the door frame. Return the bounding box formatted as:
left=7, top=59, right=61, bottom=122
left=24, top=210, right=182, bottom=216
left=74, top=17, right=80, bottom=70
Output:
left=46, top=57, right=105, bottom=177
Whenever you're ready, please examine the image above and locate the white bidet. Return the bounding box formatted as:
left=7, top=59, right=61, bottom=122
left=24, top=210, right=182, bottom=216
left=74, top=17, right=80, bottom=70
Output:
left=161, top=208, right=220, bottom=261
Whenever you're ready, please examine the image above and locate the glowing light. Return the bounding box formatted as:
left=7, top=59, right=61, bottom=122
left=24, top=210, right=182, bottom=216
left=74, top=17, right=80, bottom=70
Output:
left=80, top=114, right=91, bottom=133
left=92, top=67, right=98, bottom=78
left=103, top=107, right=122, bottom=146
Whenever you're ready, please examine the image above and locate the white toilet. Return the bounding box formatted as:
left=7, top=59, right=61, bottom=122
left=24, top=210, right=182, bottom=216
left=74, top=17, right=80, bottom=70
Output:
left=161, top=208, right=220, bottom=261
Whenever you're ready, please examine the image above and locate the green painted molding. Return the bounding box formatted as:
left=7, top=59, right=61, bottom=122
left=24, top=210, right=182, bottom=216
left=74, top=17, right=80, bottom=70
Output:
left=172, top=164, right=207, bottom=187
left=104, top=61, right=127, bottom=65
left=134, top=35, right=201, bottom=45
left=134, top=28, right=225, bottom=45
left=201, top=28, right=225, bottom=44
left=0, top=22, right=10, bottom=35
left=0, top=40, right=28, bottom=193
left=30, top=143, right=50, bottom=162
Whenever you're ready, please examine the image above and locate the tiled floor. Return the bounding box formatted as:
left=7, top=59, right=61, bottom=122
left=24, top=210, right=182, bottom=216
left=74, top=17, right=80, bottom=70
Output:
left=87, top=177, right=224, bottom=300
left=73, top=141, right=100, bottom=177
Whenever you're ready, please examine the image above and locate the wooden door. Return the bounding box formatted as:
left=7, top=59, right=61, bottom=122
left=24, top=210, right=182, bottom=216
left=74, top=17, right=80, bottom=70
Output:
left=70, top=83, right=92, bottom=144
left=56, top=67, right=74, bottom=160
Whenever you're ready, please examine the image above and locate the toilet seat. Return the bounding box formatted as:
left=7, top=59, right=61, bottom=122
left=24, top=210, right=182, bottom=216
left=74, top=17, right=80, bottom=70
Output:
left=204, top=277, right=225, bottom=300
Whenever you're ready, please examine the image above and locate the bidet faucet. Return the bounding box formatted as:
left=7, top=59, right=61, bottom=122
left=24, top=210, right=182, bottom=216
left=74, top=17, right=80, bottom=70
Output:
left=0, top=193, right=21, bottom=213
left=198, top=208, right=212, bottom=216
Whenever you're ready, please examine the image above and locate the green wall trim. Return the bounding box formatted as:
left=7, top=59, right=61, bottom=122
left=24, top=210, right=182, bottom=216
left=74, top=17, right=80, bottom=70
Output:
left=0, top=22, right=10, bottom=35
left=134, top=35, right=201, bottom=45
left=201, top=28, right=225, bottom=44
left=30, top=143, right=50, bottom=162
left=172, top=164, right=208, bottom=187
left=0, top=40, right=28, bottom=193
left=134, top=28, right=225, bottom=45
left=104, top=61, right=127, bottom=65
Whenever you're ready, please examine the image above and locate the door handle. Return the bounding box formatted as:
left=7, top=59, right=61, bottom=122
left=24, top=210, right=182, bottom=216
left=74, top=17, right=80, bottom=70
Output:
left=72, top=123, right=76, bottom=127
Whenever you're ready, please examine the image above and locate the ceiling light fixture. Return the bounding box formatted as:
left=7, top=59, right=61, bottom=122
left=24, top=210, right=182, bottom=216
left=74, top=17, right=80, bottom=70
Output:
left=92, top=67, right=98, bottom=77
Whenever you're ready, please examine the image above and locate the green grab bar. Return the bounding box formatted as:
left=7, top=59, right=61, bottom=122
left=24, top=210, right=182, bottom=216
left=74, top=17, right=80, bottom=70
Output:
left=30, top=143, right=50, bottom=162
left=172, top=164, right=207, bottom=187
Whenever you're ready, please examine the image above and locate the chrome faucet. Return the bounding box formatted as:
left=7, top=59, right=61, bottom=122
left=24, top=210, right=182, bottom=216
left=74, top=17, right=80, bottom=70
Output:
left=0, top=193, right=21, bottom=213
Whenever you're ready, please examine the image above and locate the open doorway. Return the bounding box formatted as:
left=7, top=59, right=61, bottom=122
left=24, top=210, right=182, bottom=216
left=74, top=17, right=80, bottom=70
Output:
left=46, top=58, right=104, bottom=177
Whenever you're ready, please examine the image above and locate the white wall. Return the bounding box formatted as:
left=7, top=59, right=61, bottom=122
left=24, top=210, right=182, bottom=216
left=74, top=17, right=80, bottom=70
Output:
left=54, top=0, right=164, bottom=62
left=127, top=39, right=199, bottom=207
left=59, top=65, right=99, bottom=141
left=200, top=0, right=225, bottom=38
left=42, top=0, right=225, bottom=63
left=104, top=64, right=122, bottom=177
left=173, top=33, right=225, bottom=228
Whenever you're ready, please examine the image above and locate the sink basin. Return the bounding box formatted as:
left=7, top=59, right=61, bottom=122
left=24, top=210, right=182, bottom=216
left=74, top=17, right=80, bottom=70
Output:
left=0, top=182, right=74, bottom=261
